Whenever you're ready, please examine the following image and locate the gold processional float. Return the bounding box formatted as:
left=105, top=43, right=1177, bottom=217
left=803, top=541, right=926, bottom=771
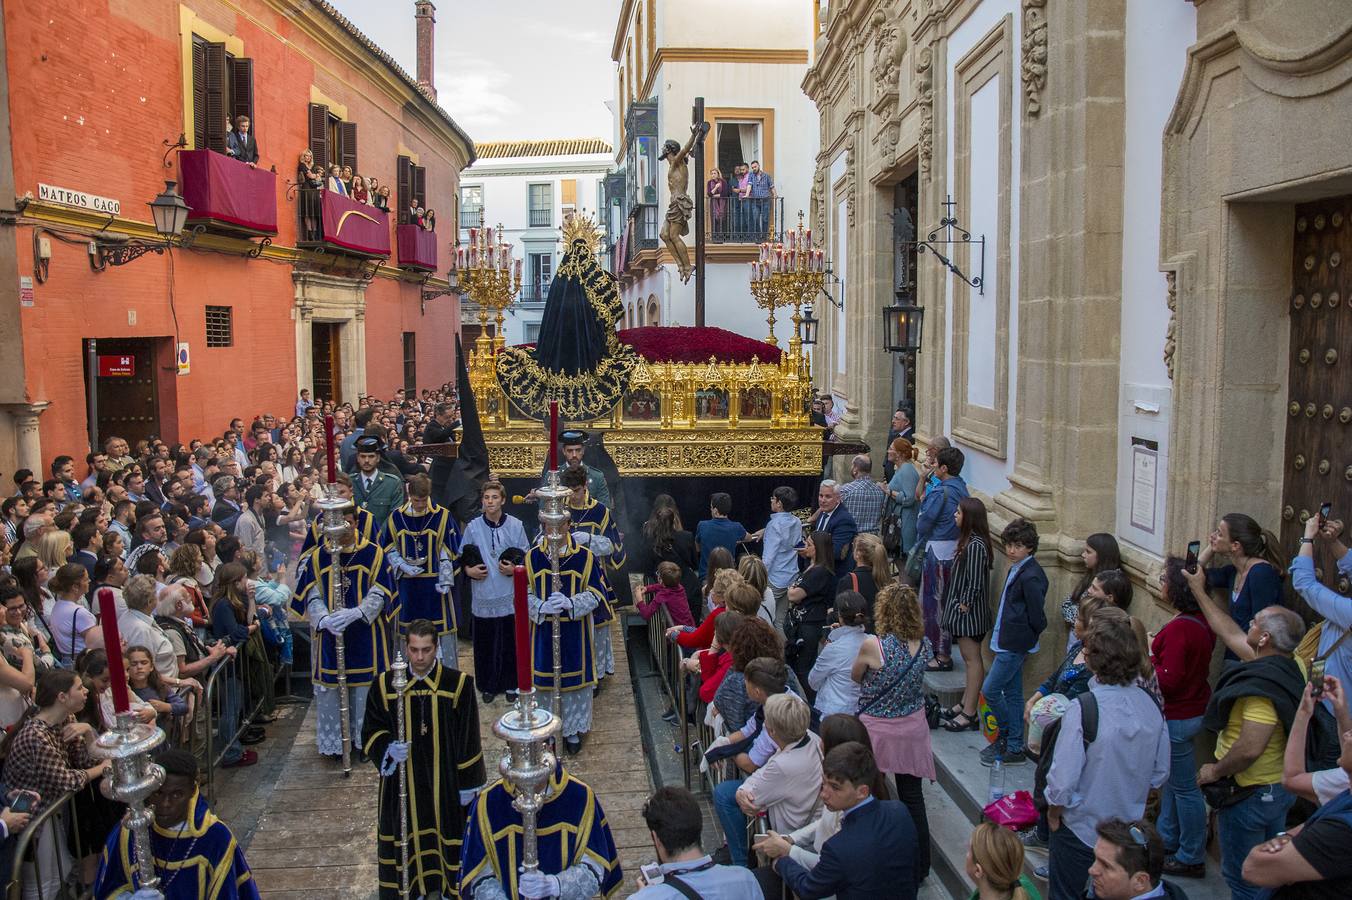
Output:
left=455, top=211, right=827, bottom=480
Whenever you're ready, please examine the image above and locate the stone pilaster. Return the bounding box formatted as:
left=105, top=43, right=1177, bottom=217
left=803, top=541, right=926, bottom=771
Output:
left=995, top=0, right=1127, bottom=552
left=2, top=402, right=50, bottom=473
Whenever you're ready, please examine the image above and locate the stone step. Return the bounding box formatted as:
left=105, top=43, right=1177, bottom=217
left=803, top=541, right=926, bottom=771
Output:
left=925, top=719, right=1232, bottom=900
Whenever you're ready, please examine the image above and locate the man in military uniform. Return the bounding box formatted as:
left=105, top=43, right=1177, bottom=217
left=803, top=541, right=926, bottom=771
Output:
left=351, top=434, right=405, bottom=529
left=300, top=473, right=375, bottom=557
left=527, top=429, right=610, bottom=508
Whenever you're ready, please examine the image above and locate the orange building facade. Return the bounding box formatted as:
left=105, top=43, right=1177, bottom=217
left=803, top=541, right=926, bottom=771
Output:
left=0, top=0, right=471, bottom=471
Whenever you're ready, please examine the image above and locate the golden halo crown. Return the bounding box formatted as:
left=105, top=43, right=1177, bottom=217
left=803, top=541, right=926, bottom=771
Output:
left=560, top=210, right=603, bottom=257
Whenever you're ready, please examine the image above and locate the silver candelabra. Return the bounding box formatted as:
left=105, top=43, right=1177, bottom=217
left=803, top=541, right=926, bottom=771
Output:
left=95, top=712, right=167, bottom=897
left=492, top=689, right=561, bottom=878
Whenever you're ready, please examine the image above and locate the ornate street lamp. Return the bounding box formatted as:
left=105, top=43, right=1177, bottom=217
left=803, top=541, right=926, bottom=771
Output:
left=799, top=302, right=819, bottom=346
left=94, top=181, right=201, bottom=269
left=148, top=180, right=192, bottom=238
left=882, top=295, right=925, bottom=354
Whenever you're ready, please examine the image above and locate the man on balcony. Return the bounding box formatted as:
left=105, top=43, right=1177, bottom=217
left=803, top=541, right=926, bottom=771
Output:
left=747, top=161, right=775, bottom=241
left=226, top=114, right=259, bottom=166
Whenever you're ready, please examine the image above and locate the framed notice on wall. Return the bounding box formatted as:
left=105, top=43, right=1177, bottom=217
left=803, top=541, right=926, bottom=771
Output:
left=1130, top=438, right=1159, bottom=534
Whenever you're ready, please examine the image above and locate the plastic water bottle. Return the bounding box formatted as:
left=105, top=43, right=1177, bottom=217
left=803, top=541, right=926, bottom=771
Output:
left=988, top=755, right=1006, bottom=804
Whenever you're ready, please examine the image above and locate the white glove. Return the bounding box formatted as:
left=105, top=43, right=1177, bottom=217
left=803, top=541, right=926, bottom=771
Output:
left=518, top=871, right=560, bottom=899
left=386, top=741, right=409, bottom=763
left=570, top=530, right=591, bottom=545
left=398, top=561, right=421, bottom=577
left=542, top=593, right=571, bottom=616
left=319, top=614, right=347, bottom=635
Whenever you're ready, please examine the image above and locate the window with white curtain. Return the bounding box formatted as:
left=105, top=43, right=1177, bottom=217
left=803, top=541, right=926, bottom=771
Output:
left=715, top=122, right=762, bottom=177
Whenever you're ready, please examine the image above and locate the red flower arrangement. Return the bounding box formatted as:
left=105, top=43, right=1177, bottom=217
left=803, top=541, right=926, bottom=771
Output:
left=616, top=327, right=782, bottom=365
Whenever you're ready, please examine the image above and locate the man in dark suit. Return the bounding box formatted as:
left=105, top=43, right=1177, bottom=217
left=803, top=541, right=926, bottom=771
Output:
left=210, top=475, right=243, bottom=532
left=882, top=407, right=915, bottom=480
left=802, top=480, right=857, bottom=575
left=422, top=401, right=460, bottom=504
left=226, top=114, right=259, bottom=165
left=70, top=522, right=100, bottom=579
left=761, top=742, right=917, bottom=899
left=980, top=516, right=1049, bottom=766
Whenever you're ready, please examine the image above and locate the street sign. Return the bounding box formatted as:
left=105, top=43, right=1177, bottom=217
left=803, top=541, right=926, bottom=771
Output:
left=18, top=276, right=33, bottom=307
left=177, top=342, right=190, bottom=376
left=37, top=183, right=122, bottom=215
left=97, top=355, right=135, bottom=377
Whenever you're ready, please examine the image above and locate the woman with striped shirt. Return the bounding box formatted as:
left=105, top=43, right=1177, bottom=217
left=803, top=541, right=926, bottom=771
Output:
left=940, top=497, right=994, bottom=731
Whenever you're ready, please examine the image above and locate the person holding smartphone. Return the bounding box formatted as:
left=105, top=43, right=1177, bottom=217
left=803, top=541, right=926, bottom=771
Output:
left=630, top=786, right=759, bottom=897
left=1291, top=512, right=1352, bottom=705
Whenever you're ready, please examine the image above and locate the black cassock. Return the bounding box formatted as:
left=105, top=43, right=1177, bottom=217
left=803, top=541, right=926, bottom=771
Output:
left=362, top=662, right=486, bottom=899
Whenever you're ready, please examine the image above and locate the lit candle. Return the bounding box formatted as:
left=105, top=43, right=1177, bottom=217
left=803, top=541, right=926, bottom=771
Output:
left=513, top=565, right=532, bottom=694
left=547, top=401, right=559, bottom=471
left=515, top=258, right=523, bottom=280
left=97, top=588, right=131, bottom=714
left=806, top=227, right=812, bottom=244
left=324, top=414, right=338, bottom=484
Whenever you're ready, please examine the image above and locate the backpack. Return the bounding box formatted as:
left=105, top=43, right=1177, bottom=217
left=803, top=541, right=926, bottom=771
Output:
left=1033, top=691, right=1099, bottom=812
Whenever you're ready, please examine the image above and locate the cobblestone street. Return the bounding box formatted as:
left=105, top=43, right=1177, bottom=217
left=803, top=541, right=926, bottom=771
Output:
left=236, top=621, right=653, bottom=899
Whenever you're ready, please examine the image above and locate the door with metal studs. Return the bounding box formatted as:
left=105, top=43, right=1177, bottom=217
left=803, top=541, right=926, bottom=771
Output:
left=1283, top=195, right=1351, bottom=609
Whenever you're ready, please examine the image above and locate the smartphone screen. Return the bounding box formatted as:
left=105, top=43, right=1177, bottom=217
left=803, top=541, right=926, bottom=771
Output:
left=640, top=863, right=665, bottom=885
left=1319, top=501, right=1332, bottom=525
left=1186, top=540, right=1201, bottom=573
left=1311, top=658, right=1327, bottom=698
left=9, top=794, right=32, bottom=814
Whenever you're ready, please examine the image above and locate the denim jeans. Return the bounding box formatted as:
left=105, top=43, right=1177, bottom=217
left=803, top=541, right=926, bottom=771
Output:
left=1217, top=782, right=1294, bottom=900
left=1157, top=715, right=1206, bottom=865
left=1047, top=822, right=1096, bottom=900
left=712, top=777, right=749, bottom=865
left=982, top=650, right=1027, bottom=753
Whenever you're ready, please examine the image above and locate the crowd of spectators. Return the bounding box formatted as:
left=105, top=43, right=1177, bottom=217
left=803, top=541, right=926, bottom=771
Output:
left=631, top=422, right=1352, bottom=900
left=0, top=382, right=460, bottom=895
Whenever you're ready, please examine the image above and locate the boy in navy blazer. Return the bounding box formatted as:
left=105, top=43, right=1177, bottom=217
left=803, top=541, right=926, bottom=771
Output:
left=761, top=741, right=917, bottom=899
left=980, top=517, right=1048, bottom=766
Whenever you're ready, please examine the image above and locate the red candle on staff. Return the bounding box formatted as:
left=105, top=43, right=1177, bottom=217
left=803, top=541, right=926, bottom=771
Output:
left=96, top=588, right=132, bottom=714
left=324, top=414, right=338, bottom=484
left=512, top=565, right=532, bottom=694
left=547, top=401, right=559, bottom=472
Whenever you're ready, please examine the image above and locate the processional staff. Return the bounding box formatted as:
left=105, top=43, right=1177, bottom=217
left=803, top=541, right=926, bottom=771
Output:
left=320, top=413, right=354, bottom=777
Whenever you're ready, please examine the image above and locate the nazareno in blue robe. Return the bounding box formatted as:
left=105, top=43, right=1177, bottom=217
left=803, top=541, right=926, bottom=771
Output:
left=95, top=789, right=260, bottom=900
left=459, top=765, right=622, bottom=899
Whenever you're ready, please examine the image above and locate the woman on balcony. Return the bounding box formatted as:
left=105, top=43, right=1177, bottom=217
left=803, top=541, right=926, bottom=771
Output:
left=423, top=209, right=437, bottom=232
left=326, top=165, right=348, bottom=196
left=351, top=174, right=370, bottom=205
left=707, top=168, right=728, bottom=242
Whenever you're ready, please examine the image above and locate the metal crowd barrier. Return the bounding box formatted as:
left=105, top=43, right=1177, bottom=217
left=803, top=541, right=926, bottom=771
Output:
left=643, top=607, right=697, bottom=788
left=202, top=645, right=268, bottom=803
left=3, top=790, right=86, bottom=900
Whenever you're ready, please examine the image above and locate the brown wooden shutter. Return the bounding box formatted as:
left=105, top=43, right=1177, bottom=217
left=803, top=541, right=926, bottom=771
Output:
left=397, top=155, right=413, bottom=224
left=191, top=39, right=208, bottom=150
left=203, top=42, right=227, bottom=153
left=308, top=103, right=330, bottom=172
left=412, top=165, right=427, bottom=210
left=227, top=57, right=254, bottom=126
left=338, top=121, right=358, bottom=175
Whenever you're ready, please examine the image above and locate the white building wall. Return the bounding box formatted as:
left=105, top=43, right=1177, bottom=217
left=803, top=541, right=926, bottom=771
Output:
left=458, top=152, right=610, bottom=345
left=942, top=0, right=1022, bottom=500
left=1114, top=1, right=1196, bottom=556
left=612, top=0, right=819, bottom=335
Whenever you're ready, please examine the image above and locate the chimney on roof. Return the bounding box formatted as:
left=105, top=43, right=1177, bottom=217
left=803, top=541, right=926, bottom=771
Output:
left=415, top=0, right=436, bottom=100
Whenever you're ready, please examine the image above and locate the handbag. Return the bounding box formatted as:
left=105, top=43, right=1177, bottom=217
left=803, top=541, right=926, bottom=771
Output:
left=924, top=692, right=942, bottom=729
left=1201, top=775, right=1261, bottom=810
left=983, top=790, right=1038, bottom=830
left=880, top=513, right=902, bottom=554
left=905, top=544, right=924, bottom=583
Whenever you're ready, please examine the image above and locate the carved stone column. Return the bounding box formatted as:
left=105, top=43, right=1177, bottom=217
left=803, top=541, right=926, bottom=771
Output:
left=995, top=0, right=1127, bottom=549
left=2, top=402, right=50, bottom=474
